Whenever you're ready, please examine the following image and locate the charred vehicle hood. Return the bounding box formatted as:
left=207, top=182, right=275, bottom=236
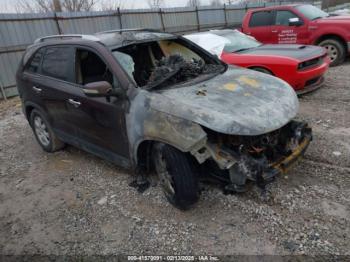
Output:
left=240, top=44, right=325, bottom=61
left=147, top=67, right=299, bottom=136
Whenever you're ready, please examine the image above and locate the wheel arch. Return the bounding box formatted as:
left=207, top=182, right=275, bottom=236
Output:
left=24, top=102, right=48, bottom=124
left=248, top=66, right=275, bottom=76
left=134, top=136, right=205, bottom=172
left=135, top=139, right=155, bottom=172
left=25, top=105, right=35, bottom=121
left=315, top=34, right=347, bottom=50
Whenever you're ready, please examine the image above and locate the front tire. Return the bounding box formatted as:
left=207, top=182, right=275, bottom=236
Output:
left=30, top=109, right=65, bottom=152
left=319, top=39, right=346, bottom=66
left=153, top=143, right=200, bottom=210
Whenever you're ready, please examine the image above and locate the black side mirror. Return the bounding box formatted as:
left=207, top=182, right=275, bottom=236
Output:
left=83, top=81, right=125, bottom=99
left=288, top=17, right=303, bottom=26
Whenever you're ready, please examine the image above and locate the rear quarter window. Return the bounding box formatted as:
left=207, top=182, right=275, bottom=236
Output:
left=25, top=48, right=44, bottom=73
left=41, top=46, right=73, bottom=81
left=249, top=11, right=274, bottom=27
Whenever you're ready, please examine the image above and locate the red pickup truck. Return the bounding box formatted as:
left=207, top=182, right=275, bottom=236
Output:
left=241, top=4, right=350, bottom=66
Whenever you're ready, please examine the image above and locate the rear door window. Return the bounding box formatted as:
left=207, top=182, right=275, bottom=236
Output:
left=249, top=11, right=274, bottom=27
left=41, top=46, right=73, bottom=82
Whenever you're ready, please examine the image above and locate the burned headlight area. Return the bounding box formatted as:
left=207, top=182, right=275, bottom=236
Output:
left=191, top=120, right=312, bottom=192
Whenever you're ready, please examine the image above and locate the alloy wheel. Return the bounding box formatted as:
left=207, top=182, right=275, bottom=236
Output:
left=154, top=148, right=176, bottom=197
left=324, top=44, right=338, bottom=62
left=34, top=115, right=50, bottom=147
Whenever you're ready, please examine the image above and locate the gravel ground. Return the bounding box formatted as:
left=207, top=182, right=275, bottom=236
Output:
left=0, top=62, right=349, bottom=257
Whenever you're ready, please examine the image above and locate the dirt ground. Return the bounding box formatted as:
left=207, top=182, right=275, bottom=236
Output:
left=0, top=62, right=349, bottom=257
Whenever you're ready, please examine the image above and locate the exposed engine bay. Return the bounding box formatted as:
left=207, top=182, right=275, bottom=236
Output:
left=192, top=120, right=312, bottom=193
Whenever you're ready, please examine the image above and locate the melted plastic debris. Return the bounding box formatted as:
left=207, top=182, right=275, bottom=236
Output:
left=146, top=54, right=222, bottom=89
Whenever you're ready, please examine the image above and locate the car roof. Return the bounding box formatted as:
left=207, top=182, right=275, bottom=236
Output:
left=32, top=29, right=175, bottom=49
left=97, top=30, right=175, bottom=48
left=248, top=3, right=306, bottom=12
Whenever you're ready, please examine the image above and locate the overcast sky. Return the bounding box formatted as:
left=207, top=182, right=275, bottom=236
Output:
left=0, top=0, right=219, bottom=13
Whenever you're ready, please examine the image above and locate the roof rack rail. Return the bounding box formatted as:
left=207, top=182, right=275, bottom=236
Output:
left=96, top=28, right=161, bottom=35
left=34, top=34, right=100, bottom=44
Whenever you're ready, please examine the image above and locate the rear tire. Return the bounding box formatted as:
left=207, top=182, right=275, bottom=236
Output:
left=30, top=109, right=65, bottom=152
left=319, top=39, right=346, bottom=66
left=153, top=143, right=200, bottom=210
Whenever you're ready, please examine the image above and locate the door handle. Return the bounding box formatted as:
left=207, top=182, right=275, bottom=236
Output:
left=68, top=98, right=81, bottom=108
left=271, top=30, right=278, bottom=33
left=32, top=86, right=42, bottom=93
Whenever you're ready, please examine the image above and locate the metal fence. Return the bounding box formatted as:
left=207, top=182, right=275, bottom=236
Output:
left=322, top=0, right=350, bottom=9
left=0, top=1, right=322, bottom=100
left=325, top=2, right=350, bottom=11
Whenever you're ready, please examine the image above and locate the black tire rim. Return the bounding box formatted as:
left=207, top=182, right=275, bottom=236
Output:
left=154, top=147, right=176, bottom=198
left=33, top=115, right=50, bottom=147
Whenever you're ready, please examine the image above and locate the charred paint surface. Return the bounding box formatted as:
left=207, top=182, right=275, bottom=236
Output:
left=151, top=67, right=298, bottom=136
left=126, top=89, right=207, bottom=165
left=126, top=66, right=299, bottom=165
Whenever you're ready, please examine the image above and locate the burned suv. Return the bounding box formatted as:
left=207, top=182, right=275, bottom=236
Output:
left=16, top=29, right=312, bottom=210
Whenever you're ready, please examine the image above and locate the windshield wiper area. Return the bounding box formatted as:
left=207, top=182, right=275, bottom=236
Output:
left=234, top=47, right=254, bottom=53
left=144, top=54, right=222, bottom=91
left=311, top=16, right=325, bottom=20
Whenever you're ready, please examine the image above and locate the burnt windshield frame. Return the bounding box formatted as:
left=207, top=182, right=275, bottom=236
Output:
left=110, top=36, right=227, bottom=90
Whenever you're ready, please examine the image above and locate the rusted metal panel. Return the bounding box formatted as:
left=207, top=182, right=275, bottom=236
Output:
left=246, top=2, right=265, bottom=8
left=57, top=11, right=121, bottom=34
left=225, top=8, right=246, bottom=26
left=121, top=9, right=163, bottom=31
left=162, top=7, right=197, bottom=33
left=0, top=50, right=24, bottom=98
left=0, top=14, right=58, bottom=48
left=198, top=6, right=226, bottom=30
left=0, top=78, right=6, bottom=100
left=0, top=51, right=23, bottom=88
left=0, top=16, right=57, bottom=97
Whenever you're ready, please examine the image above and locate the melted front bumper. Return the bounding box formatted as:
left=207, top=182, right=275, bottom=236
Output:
left=225, top=121, right=312, bottom=192
left=271, top=133, right=312, bottom=175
